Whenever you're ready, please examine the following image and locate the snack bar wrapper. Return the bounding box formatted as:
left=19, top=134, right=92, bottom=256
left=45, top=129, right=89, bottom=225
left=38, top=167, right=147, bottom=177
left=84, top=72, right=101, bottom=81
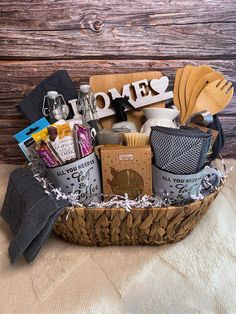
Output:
left=74, top=124, right=93, bottom=158
left=35, top=140, right=61, bottom=168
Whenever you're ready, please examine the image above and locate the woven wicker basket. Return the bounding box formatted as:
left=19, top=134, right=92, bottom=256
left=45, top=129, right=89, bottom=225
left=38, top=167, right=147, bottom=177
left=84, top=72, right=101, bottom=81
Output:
left=53, top=187, right=221, bottom=246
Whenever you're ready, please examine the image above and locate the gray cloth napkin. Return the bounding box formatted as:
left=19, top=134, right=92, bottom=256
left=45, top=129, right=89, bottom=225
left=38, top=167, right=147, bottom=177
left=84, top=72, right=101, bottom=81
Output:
left=150, top=126, right=211, bottom=174
left=1, top=168, right=69, bottom=263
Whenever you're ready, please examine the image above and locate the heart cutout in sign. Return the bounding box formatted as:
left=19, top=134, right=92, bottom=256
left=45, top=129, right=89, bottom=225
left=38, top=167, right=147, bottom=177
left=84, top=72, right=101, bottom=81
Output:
left=150, top=76, right=169, bottom=94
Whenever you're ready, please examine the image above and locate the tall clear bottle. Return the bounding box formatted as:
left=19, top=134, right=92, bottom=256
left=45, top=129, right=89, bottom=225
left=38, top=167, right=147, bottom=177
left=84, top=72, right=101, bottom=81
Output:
left=78, top=84, right=103, bottom=146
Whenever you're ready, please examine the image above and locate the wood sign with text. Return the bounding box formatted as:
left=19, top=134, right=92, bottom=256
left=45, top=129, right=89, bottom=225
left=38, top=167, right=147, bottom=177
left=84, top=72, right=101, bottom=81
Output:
left=90, top=72, right=173, bottom=130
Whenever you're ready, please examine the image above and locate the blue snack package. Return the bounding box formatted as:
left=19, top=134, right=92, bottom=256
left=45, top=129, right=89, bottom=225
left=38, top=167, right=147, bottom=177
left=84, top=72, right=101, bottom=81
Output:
left=14, top=117, right=50, bottom=161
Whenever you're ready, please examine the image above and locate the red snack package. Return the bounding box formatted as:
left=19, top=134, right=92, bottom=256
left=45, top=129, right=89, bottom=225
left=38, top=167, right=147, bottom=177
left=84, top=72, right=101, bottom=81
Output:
left=35, top=140, right=61, bottom=168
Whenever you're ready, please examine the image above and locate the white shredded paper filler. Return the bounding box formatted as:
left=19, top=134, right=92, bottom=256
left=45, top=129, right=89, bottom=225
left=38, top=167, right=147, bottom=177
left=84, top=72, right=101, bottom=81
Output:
left=29, top=158, right=228, bottom=212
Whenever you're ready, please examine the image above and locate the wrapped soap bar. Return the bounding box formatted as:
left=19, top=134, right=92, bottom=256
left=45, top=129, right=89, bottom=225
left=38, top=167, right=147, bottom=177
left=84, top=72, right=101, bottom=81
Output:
left=74, top=124, right=93, bottom=158
left=101, top=146, right=152, bottom=200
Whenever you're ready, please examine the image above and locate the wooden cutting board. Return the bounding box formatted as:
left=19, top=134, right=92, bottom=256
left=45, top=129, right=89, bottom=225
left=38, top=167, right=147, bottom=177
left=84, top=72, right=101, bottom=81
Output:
left=90, top=71, right=165, bottom=130
left=178, top=65, right=195, bottom=123
left=185, top=65, right=214, bottom=107
left=173, top=68, right=183, bottom=110
left=182, top=71, right=224, bottom=124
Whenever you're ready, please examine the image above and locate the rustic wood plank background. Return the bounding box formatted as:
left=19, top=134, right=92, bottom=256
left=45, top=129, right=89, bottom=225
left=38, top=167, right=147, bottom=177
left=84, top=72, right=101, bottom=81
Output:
left=0, top=0, right=235, bottom=163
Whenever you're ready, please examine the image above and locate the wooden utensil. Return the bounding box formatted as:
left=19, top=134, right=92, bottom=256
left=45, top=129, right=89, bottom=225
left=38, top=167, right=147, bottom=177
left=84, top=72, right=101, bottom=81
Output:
left=182, top=71, right=224, bottom=124
left=173, top=68, right=183, bottom=110
left=192, top=79, right=234, bottom=116
left=179, top=65, right=195, bottom=123
left=185, top=65, right=214, bottom=107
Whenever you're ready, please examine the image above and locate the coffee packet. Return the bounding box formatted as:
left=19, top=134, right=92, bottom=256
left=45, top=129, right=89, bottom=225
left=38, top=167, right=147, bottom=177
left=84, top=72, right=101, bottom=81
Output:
left=47, top=123, right=76, bottom=163
left=32, top=121, right=76, bottom=166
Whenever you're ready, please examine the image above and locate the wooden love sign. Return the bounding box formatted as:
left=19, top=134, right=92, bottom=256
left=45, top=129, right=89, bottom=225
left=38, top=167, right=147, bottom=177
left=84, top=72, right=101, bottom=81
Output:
left=90, top=72, right=173, bottom=119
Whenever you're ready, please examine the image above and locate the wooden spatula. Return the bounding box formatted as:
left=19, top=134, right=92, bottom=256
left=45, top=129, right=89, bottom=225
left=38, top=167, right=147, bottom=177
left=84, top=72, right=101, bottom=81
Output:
left=173, top=68, right=183, bottom=110
left=185, top=65, right=214, bottom=107
left=182, top=71, right=224, bottom=124
left=179, top=65, right=195, bottom=123
left=192, top=79, right=234, bottom=116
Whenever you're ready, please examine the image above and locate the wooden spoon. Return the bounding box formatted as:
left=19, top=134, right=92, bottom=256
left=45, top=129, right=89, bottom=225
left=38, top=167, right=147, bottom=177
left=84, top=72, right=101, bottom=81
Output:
left=173, top=68, right=183, bottom=111
left=179, top=65, right=195, bottom=123
left=182, top=71, right=224, bottom=124
left=192, top=79, right=234, bottom=116
left=185, top=65, right=214, bottom=107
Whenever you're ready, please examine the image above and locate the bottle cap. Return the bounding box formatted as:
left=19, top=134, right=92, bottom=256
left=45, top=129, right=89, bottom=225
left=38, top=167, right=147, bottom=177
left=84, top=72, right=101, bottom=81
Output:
left=47, top=91, right=59, bottom=99
left=79, top=85, right=90, bottom=93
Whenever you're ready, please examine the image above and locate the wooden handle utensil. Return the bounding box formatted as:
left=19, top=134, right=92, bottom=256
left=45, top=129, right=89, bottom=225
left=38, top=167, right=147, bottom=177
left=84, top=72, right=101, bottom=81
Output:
left=173, top=68, right=183, bottom=110
left=192, top=79, right=234, bottom=116
left=182, top=71, right=224, bottom=124
left=185, top=65, right=214, bottom=108
left=179, top=65, right=195, bottom=123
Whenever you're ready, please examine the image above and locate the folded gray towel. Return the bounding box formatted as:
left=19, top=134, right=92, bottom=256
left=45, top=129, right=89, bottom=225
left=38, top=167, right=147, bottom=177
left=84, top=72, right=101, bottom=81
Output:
left=1, top=168, right=69, bottom=263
